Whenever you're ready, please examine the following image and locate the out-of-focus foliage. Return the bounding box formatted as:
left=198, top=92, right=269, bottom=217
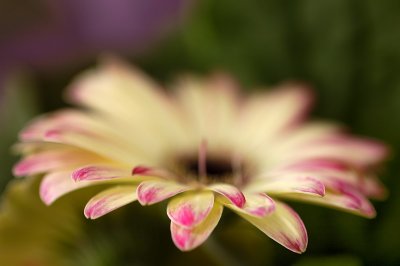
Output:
left=294, top=255, right=362, bottom=266
left=0, top=177, right=84, bottom=265
left=1, top=0, right=400, bottom=265
left=0, top=75, right=39, bottom=191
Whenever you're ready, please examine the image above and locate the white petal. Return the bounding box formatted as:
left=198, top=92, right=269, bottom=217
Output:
left=72, top=165, right=131, bottom=181
left=281, top=190, right=376, bottom=218
left=13, top=149, right=101, bottom=176
left=236, top=201, right=308, bottom=253
left=247, top=176, right=325, bottom=197
left=236, top=86, right=313, bottom=152
left=132, top=165, right=179, bottom=180
left=275, top=135, right=388, bottom=168
left=43, top=129, right=147, bottom=165
left=68, top=58, right=190, bottom=155
left=174, top=75, right=239, bottom=144
left=225, top=192, right=275, bottom=217
left=137, top=181, right=189, bottom=205
left=40, top=171, right=92, bottom=205
left=208, top=183, right=246, bottom=208
left=84, top=185, right=137, bottom=219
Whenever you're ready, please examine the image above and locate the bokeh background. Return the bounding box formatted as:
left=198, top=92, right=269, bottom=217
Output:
left=1, top=0, right=400, bottom=265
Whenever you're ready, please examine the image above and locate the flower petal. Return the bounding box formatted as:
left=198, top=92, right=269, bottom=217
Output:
left=226, top=193, right=275, bottom=217
left=137, top=181, right=189, bottom=205
left=325, top=179, right=376, bottom=217
left=280, top=158, right=350, bottom=173
left=43, top=129, right=146, bottom=165
left=132, top=165, right=179, bottom=180
left=68, top=58, right=190, bottom=153
left=19, top=110, right=152, bottom=162
left=167, top=191, right=214, bottom=228
left=19, top=109, right=85, bottom=141
left=281, top=190, right=376, bottom=218
left=174, top=74, right=239, bottom=144
left=171, top=203, right=223, bottom=251
left=280, top=135, right=388, bottom=168
left=13, top=149, right=99, bottom=177
left=237, top=201, right=307, bottom=254
left=208, top=183, right=246, bottom=208
left=269, top=158, right=387, bottom=200
left=40, top=171, right=92, bottom=205
left=268, top=122, right=342, bottom=158
left=247, top=176, right=325, bottom=197
left=68, top=59, right=167, bottom=121
left=236, top=86, right=313, bottom=150
left=84, top=185, right=137, bottom=219
left=72, top=165, right=131, bottom=181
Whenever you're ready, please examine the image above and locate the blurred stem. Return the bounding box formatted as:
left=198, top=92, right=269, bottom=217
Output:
left=202, top=237, right=242, bottom=266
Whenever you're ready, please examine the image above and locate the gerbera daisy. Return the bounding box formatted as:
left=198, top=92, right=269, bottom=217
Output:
left=13, top=58, right=387, bottom=252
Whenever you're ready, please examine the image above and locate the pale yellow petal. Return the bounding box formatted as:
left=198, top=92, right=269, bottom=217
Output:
left=84, top=185, right=137, bottom=219
left=236, top=201, right=307, bottom=253
left=137, top=181, right=189, bottom=205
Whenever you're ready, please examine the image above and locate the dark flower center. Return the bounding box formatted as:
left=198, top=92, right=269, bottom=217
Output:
left=182, top=156, right=234, bottom=179
left=165, top=141, right=252, bottom=187
left=169, top=140, right=252, bottom=187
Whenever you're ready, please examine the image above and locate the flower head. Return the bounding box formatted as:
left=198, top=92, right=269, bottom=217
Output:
left=14, top=58, right=388, bottom=252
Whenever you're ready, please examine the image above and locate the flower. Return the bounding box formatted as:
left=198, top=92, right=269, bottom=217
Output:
left=13, top=58, right=388, bottom=253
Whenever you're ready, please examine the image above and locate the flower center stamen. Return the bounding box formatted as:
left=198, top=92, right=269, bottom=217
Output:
left=198, top=140, right=208, bottom=180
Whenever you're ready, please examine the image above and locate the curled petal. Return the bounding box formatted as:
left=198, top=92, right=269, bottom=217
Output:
left=84, top=185, right=137, bottom=219
left=247, top=176, right=325, bottom=197
left=237, top=201, right=308, bottom=254
left=171, top=203, right=223, bottom=251
left=208, top=183, right=245, bottom=208
left=137, top=181, right=189, bottom=205
left=132, top=165, right=152, bottom=175
left=132, top=165, right=179, bottom=180
left=73, top=165, right=131, bottom=181
left=227, top=193, right=275, bottom=217
left=167, top=191, right=214, bottom=228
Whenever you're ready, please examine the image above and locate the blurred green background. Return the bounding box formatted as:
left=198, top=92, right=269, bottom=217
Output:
left=1, top=0, right=400, bottom=265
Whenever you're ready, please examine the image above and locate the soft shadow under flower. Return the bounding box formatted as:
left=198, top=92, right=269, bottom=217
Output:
left=13, top=58, right=388, bottom=252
